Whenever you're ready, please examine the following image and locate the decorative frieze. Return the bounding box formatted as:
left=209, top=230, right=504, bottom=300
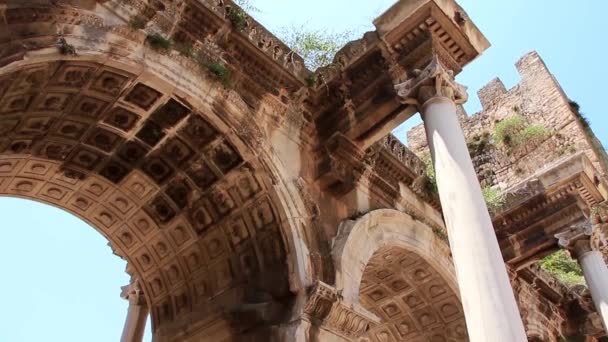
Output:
left=303, top=281, right=376, bottom=339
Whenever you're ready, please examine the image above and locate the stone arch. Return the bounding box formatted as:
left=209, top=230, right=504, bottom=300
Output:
left=0, top=12, right=314, bottom=339
left=332, top=209, right=466, bottom=341
left=333, top=209, right=457, bottom=304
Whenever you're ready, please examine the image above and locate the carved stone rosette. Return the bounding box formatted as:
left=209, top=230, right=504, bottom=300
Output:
left=303, top=281, right=377, bottom=338
left=394, top=56, right=468, bottom=108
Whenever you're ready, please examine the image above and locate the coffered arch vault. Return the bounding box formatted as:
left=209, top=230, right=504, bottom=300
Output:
left=0, top=54, right=310, bottom=337
left=333, top=209, right=467, bottom=341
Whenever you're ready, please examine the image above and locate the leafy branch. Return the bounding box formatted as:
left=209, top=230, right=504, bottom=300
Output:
left=539, top=250, right=585, bottom=286
left=277, top=25, right=353, bottom=70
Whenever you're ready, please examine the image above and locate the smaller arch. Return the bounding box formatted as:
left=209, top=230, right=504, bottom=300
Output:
left=332, top=209, right=457, bottom=305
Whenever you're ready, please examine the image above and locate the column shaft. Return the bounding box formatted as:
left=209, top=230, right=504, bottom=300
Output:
left=421, top=97, right=527, bottom=342
left=120, top=301, right=148, bottom=342
left=579, top=251, right=608, bottom=330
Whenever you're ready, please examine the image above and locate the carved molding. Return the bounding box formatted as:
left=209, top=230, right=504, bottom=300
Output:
left=394, top=55, right=468, bottom=108
left=303, top=281, right=338, bottom=320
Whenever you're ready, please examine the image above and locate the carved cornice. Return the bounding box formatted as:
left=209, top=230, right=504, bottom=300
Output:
left=365, top=134, right=442, bottom=210
left=394, top=55, right=468, bottom=107
left=494, top=154, right=607, bottom=264
left=303, top=281, right=377, bottom=339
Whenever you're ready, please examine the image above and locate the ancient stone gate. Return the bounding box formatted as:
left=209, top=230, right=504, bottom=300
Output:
left=1, top=0, right=607, bottom=341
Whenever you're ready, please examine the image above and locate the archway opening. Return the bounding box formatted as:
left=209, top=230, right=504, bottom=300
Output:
left=0, top=197, right=152, bottom=342
left=359, top=246, right=467, bottom=341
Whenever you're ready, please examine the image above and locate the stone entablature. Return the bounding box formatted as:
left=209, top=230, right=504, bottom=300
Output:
left=494, top=153, right=607, bottom=266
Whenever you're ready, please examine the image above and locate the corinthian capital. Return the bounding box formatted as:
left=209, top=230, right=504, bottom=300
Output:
left=302, top=281, right=378, bottom=338
left=590, top=202, right=608, bottom=251
left=120, top=279, right=145, bottom=306
left=394, top=56, right=468, bottom=108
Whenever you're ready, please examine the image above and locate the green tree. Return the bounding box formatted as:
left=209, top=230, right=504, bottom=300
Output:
left=278, top=26, right=353, bottom=70
left=539, top=250, right=585, bottom=286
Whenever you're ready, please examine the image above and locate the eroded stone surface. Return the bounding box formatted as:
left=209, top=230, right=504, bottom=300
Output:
left=0, top=0, right=607, bottom=341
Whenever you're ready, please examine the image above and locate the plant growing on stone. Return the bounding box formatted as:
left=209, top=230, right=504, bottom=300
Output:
left=418, top=152, right=437, bottom=194
left=519, top=124, right=548, bottom=145
left=176, top=42, right=194, bottom=57
left=227, top=7, right=247, bottom=31
left=202, top=62, right=231, bottom=87
left=492, top=115, right=525, bottom=148
left=305, top=75, right=317, bottom=87
left=492, top=115, right=548, bottom=151
left=539, top=250, right=585, bottom=286
left=229, top=0, right=258, bottom=32
left=57, top=38, right=76, bottom=56
left=129, top=16, right=147, bottom=30
left=467, top=132, right=491, bottom=157
left=278, top=25, right=354, bottom=70
left=569, top=100, right=591, bottom=129
left=146, top=33, right=173, bottom=51
left=432, top=226, right=449, bottom=243
left=482, top=186, right=506, bottom=214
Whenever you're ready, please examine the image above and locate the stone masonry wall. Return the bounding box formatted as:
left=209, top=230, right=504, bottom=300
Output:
left=407, top=51, right=608, bottom=191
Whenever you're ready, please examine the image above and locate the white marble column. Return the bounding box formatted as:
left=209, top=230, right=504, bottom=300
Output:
left=396, top=59, right=527, bottom=342
left=120, top=280, right=148, bottom=342
left=576, top=240, right=608, bottom=331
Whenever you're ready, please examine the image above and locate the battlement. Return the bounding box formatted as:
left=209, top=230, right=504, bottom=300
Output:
left=407, top=51, right=608, bottom=190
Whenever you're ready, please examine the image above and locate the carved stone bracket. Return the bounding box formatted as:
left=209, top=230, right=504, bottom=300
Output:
left=394, top=55, right=468, bottom=108
left=316, top=133, right=365, bottom=192
left=303, top=281, right=378, bottom=339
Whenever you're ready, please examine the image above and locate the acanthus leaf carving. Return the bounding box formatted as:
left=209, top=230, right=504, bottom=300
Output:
left=394, top=55, right=468, bottom=107
left=303, top=280, right=338, bottom=320
left=121, top=278, right=146, bottom=306
left=302, top=281, right=377, bottom=338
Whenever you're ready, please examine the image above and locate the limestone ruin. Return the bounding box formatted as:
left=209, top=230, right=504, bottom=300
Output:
left=0, top=0, right=606, bottom=341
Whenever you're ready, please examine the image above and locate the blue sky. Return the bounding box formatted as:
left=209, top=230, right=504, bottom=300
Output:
left=1, top=1, right=606, bottom=342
